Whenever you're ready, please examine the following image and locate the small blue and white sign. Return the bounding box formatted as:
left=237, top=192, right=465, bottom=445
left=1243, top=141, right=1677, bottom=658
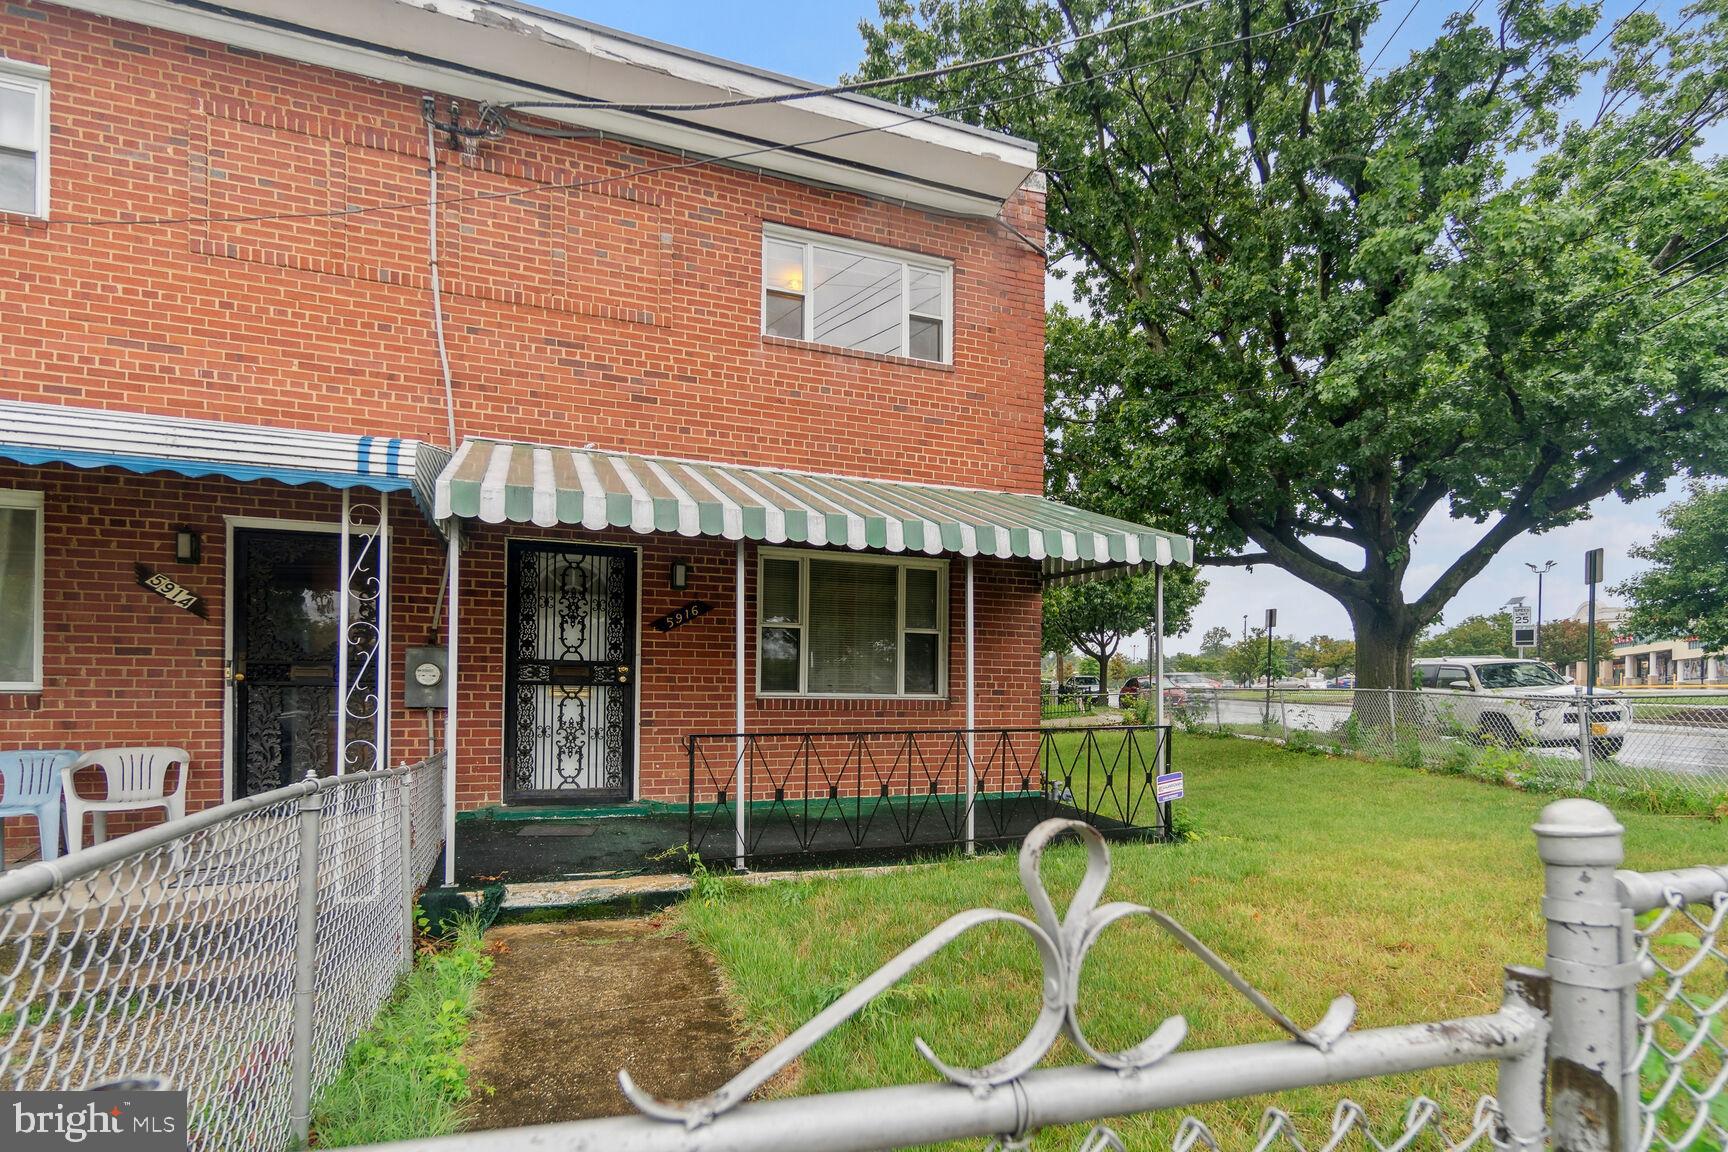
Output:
left=1155, top=771, right=1184, bottom=802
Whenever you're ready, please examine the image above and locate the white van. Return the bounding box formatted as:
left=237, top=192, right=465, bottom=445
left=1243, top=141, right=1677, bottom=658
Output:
left=1412, top=657, right=1628, bottom=756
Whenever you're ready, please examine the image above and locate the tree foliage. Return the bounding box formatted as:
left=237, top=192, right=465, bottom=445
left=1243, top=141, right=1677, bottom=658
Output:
left=1615, top=482, right=1728, bottom=654
left=1041, top=568, right=1204, bottom=687
left=857, top=0, right=1728, bottom=688
left=1197, top=625, right=1235, bottom=657
left=1223, top=629, right=1290, bottom=685
left=1414, top=611, right=1612, bottom=666
left=1416, top=612, right=1519, bottom=658
left=1299, top=635, right=1356, bottom=675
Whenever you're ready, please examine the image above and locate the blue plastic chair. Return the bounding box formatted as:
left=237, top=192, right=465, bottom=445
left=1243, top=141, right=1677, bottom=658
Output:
left=0, top=749, right=77, bottom=866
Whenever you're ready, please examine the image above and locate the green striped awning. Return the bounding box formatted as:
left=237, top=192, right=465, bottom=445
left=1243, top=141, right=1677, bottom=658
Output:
left=432, top=439, right=1192, bottom=580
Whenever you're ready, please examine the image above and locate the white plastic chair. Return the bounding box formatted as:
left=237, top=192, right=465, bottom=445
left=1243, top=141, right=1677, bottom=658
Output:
left=0, top=749, right=77, bottom=867
left=62, top=747, right=190, bottom=854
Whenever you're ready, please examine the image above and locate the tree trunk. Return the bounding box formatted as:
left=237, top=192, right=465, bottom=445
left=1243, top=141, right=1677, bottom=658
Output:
left=1348, top=601, right=1419, bottom=691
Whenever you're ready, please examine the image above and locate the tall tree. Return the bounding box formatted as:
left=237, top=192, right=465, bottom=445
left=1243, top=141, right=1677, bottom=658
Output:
left=1042, top=568, right=1205, bottom=692
left=858, top=0, right=1728, bottom=687
left=1537, top=616, right=1617, bottom=670
left=1224, top=628, right=1289, bottom=685
left=1198, top=624, right=1235, bottom=657
left=1615, top=482, right=1728, bottom=653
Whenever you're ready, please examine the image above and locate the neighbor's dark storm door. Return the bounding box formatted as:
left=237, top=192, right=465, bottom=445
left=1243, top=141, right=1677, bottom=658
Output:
left=504, top=541, right=638, bottom=804
left=231, top=528, right=378, bottom=798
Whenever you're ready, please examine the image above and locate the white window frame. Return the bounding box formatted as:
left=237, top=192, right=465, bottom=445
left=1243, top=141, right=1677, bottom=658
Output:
left=0, top=60, right=50, bottom=220
left=0, top=489, right=45, bottom=692
left=757, top=547, right=948, bottom=699
left=761, top=224, right=953, bottom=364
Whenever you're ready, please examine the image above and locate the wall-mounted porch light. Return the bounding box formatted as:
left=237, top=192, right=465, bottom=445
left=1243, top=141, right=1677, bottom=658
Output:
left=670, top=559, right=691, bottom=590
left=174, top=527, right=202, bottom=565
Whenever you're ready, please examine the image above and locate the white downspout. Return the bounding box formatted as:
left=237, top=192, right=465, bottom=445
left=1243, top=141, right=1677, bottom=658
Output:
left=734, top=541, right=747, bottom=870
left=441, top=524, right=460, bottom=887
left=964, top=556, right=975, bottom=855
left=425, top=118, right=458, bottom=450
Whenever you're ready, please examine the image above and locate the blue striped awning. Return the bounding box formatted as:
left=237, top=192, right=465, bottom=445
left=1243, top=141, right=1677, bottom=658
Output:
left=0, top=399, right=419, bottom=491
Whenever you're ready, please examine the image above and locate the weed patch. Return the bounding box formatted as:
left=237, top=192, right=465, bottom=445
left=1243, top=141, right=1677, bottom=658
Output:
left=310, top=914, right=495, bottom=1147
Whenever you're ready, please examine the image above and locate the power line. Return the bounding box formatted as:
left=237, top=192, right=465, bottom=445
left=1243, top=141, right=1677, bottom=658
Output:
left=10, top=0, right=1374, bottom=233
left=496, top=0, right=1214, bottom=116
left=1362, top=0, right=1418, bottom=74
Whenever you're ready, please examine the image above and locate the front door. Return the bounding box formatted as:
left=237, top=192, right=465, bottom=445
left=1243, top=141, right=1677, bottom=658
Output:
left=504, top=542, right=637, bottom=803
left=231, top=528, right=377, bottom=797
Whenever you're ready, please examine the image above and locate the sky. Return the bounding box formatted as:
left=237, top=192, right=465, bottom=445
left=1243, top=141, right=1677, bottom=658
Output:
left=535, top=0, right=1696, bottom=652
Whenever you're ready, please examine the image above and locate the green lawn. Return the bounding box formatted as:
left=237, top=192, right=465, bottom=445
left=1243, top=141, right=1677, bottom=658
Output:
left=677, top=734, right=1727, bottom=1150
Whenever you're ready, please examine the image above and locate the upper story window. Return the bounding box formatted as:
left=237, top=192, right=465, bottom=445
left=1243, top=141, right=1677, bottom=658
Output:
left=0, top=61, right=48, bottom=218
left=0, top=489, right=44, bottom=691
left=762, top=226, right=952, bottom=364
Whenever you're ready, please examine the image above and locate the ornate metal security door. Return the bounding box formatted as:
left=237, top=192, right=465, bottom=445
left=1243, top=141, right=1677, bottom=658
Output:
left=231, top=528, right=380, bottom=797
left=504, top=542, right=637, bottom=802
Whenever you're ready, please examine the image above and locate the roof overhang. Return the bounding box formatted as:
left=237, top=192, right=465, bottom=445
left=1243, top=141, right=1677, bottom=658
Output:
left=0, top=399, right=421, bottom=492
left=432, top=439, right=1192, bottom=582
left=48, top=0, right=1040, bottom=218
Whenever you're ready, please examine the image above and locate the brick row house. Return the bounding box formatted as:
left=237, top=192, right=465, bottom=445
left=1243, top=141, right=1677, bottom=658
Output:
left=0, top=0, right=1190, bottom=879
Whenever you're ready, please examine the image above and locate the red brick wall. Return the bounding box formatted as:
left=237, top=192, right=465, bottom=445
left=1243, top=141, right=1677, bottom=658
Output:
left=0, top=2, right=1046, bottom=492
left=0, top=3, right=1050, bottom=852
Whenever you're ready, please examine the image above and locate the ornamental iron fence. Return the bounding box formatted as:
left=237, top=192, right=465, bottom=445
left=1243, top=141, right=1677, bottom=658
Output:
left=0, top=753, right=445, bottom=1152
left=685, top=725, right=1176, bottom=867
left=1176, top=687, right=1728, bottom=796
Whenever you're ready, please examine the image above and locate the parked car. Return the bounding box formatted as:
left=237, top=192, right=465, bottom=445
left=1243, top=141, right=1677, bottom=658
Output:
left=1057, top=675, right=1101, bottom=700
left=1330, top=674, right=1356, bottom=689
left=1119, top=677, right=1187, bottom=708
left=1412, top=657, right=1627, bottom=756
left=1166, top=672, right=1222, bottom=690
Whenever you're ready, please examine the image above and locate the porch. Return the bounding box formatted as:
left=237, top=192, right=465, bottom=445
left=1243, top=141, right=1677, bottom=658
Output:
left=0, top=404, right=1193, bottom=881
left=452, top=725, right=1174, bottom=884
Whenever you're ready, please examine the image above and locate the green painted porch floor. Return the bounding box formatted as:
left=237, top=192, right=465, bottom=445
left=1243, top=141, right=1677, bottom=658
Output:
left=453, top=795, right=1153, bottom=886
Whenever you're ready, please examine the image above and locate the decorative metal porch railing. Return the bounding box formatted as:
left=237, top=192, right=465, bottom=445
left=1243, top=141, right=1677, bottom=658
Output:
left=685, top=725, right=1175, bottom=866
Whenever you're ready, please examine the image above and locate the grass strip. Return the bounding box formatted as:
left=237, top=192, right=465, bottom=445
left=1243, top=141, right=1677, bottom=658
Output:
left=310, top=915, right=494, bottom=1148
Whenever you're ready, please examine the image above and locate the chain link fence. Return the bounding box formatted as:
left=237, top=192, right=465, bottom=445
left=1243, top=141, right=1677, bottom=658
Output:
left=0, top=753, right=444, bottom=1152
left=1176, top=687, right=1728, bottom=798
left=1622, top=867, right=1728, bottom=1152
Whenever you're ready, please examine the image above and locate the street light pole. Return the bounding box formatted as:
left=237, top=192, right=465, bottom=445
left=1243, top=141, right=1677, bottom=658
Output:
left=1525, top=560, right=1555, bottom=660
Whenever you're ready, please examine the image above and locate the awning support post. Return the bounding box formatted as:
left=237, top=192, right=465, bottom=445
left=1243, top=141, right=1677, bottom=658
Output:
left=442, top=523, right=460, bottom=888
left=1154, top=565, right=1165, bottom=770
left=964, top=555, right=976, bottom=856
left=735, top=540, right=747, bottom=871
left=336, top=489, right=351, bottom=772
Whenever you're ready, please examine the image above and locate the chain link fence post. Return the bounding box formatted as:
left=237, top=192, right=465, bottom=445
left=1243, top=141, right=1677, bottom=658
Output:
left=289, top=775, right=326, bottom=1148
left=1385, top=688, right=1397, bottom=753
left=1577, top=691, right=1595, bottom=788
left=397, top=767, right=416, bottom=973
left=1536, top=798, right=1631, bottom=1152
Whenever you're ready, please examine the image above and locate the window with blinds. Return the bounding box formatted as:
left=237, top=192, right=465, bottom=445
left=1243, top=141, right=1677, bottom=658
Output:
left=757, top=550, right=947, bottom=697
